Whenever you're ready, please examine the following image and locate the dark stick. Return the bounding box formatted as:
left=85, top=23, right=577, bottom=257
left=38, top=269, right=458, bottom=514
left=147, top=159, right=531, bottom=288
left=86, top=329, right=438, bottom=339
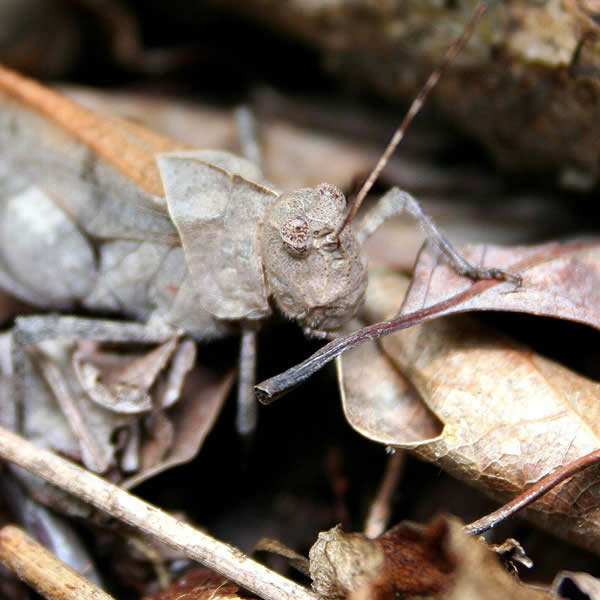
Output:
left=465, top=448, right=600, bottom=536
left=255, top=276, right=500, bottom=404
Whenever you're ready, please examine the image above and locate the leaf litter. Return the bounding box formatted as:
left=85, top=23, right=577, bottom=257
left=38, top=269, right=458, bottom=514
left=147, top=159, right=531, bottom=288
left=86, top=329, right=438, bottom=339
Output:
left=0, top=4, right=600, bottom=597
left=339, top=242, right=600, bottom=555
left=0, top=330, right=234, bottom=510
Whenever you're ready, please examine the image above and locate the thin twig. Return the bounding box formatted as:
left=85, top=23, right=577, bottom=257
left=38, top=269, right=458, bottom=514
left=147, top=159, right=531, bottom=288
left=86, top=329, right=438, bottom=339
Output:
left=0, top=425, right=318, bottom=600
left=364, top=451, right=406, bottom=539
left=0, top=524, right=114, bottom=600
left=465, top=448, right=600, bottom=536
left=255, top=275, right=501, bottom=403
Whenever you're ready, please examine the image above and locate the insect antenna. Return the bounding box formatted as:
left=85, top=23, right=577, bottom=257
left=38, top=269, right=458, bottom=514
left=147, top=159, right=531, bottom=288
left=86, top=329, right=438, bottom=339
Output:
left=333, top=1, right=489, bottom=240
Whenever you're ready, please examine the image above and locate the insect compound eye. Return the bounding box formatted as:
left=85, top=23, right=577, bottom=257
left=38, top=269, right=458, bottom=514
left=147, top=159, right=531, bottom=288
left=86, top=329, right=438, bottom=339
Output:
left=280, top=215, right=312, bottom=257
left=316, top=183, right=346, bottom=211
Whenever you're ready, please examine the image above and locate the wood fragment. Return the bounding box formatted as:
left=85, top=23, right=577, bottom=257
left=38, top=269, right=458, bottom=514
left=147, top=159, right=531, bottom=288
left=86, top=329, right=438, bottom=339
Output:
left=363, top=451, right=405, bottom=539
left=0, top=524, right=114, bottom=600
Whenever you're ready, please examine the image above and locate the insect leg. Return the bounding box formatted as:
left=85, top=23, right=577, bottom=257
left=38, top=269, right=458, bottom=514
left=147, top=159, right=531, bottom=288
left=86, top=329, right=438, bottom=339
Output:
left=234, top=106, right=263, bottom=169
left=236, top=328, right=258, bottom=437
left=233, top=106, right=263, bottom=438
left=13, top=315, right=178, bottom=346
left=356, top=187, right=521, bottom=285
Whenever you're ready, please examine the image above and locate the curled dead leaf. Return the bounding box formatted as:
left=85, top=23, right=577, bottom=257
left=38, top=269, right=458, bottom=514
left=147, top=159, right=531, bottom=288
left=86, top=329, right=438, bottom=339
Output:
left=400, top=240, right=600, bottom=329
left=339, top=264, right=600, bottom=555
left=309, top=525, right=385, bottom=598
left=309, top=516, right=550, bottom=600
left=141, top=567, right=254, bottom=600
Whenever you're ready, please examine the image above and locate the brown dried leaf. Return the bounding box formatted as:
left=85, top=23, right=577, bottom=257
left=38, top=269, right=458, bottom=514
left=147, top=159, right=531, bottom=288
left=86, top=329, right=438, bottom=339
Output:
left=309, top=525, right=386, bottom=598
left=437, top=519, right=552, bottom=600
left=309, top=516, right=550, bottom=600
left=340, top=266, right=600, bottom=555
left=64, top=86, right=482, bottom=195
left=398, top=240, right=600, bottom=330
left=141, top=567, right=253, bottom=600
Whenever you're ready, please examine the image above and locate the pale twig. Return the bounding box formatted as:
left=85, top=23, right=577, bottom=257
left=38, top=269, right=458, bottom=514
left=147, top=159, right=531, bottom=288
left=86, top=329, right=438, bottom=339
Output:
left=0, top=425, right=318, bottom=600
left=364, top=450, right=406, bottom=538
left=465, top=448, right=600, bottom=535
left=0, top=524, right=114, bottom=600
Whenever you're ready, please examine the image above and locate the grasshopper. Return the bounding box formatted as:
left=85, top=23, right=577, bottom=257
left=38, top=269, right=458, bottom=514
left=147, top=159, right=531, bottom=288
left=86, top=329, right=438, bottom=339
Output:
left=0, top=3, right=516, bottom=436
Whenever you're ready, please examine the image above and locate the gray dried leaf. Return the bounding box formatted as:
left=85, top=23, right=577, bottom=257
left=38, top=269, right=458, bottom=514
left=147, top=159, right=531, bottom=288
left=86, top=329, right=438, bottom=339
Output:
left=73, top=337, right=179, bottom=413
left=122, top=367, right=235, bottom=489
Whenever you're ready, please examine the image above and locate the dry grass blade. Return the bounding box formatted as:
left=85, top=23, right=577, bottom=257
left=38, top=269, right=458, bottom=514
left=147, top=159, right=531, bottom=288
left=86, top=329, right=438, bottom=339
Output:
left=0, top=425, right=318, bottom=600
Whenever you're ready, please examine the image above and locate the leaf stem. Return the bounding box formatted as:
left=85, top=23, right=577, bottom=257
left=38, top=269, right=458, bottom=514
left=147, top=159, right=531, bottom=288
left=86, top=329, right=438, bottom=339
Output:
left=465, top=448, right=600, bottom=535
left=255, top=277, right=499, bottom=403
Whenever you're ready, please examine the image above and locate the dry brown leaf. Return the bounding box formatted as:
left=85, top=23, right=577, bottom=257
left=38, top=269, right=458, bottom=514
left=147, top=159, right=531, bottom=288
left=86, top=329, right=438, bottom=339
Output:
left=141, top=567, right=253, bottom=600
left=339, top=266, right=600, bottom=555
left=64, top=86, right=487, bottom=196
left=310, top=519, right=454, bottom=599
left=65, top=87, right=378, bottom=191
left=436, top=519, right=552, bottom=600
left=400, top=240, right=600, bottom=329
left=309, top=516, right=550, bottom=600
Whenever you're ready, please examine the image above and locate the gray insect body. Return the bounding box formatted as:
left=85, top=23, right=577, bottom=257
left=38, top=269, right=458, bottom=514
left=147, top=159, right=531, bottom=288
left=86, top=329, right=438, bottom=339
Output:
left=0, top=59, right=516, bottom=434
left=0, top=75, right=369, bottom=434
left=0, top=146, right=367, bottom=341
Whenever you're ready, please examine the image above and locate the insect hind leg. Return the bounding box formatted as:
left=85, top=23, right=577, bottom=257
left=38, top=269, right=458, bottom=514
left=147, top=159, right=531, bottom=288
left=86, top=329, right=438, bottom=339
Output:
left=357, top=187, right=522, bottom=286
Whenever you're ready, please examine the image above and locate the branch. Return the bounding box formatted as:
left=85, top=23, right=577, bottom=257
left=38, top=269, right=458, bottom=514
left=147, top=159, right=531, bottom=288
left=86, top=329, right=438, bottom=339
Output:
left=0, top=524, right=114, bottom=600
left=0, top=425, right=318, bottom=600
